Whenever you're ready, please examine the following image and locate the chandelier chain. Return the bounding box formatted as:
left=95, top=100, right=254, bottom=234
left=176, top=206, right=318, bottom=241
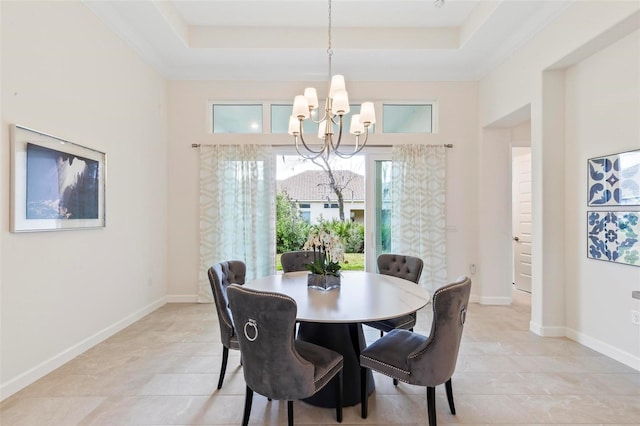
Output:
left=289, top=0, right=374, bottom=160
left=290, top=0, right=448, bottom=160
left=327, top=0, right=333, bottom=78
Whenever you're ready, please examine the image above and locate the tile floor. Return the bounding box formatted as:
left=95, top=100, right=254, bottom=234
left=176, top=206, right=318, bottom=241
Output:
left=2, top=288, right=639, bottom=425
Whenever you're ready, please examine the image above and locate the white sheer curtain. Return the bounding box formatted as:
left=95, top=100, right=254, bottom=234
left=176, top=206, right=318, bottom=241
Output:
left=198, top=145, right=276, bottom=302
left=391, top=144, right=447, bottom=291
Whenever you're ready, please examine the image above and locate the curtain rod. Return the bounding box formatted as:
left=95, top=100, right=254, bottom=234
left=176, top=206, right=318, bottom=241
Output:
left=191, top=143, right=453, bottom=148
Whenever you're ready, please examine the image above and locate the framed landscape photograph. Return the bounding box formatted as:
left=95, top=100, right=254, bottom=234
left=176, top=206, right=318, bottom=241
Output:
left=10, top=124, right=106, bottom=232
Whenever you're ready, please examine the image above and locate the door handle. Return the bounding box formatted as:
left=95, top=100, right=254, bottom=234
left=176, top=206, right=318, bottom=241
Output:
left=513, top=236, right=520, bottom=242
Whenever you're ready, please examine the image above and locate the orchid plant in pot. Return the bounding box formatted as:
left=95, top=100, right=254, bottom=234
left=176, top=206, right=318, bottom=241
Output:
left=302, top=230, right=345, bottom=290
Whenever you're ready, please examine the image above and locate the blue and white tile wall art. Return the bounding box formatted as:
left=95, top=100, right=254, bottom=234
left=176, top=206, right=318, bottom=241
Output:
left=587, top=211, right=639, bottom=267
left=587, top=149, right=640, bottom=206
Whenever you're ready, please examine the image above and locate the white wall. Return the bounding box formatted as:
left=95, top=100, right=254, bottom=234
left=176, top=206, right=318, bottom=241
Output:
left=166, top=81, right=478, bottom=300
left=511, top=122, right=531, bottom=147
left=479, top=1, right=640, bottom=368
left=479, top=2, right=640, bottom=128
left=564, top=30, right=640, bottom=366
left=1, top=1, right=168, bottom=398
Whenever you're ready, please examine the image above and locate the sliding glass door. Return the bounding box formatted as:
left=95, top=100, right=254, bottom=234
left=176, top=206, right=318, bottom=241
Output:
left=275, top=151, right=392, bottom=273
left=364, top=154, right=392, bottom=272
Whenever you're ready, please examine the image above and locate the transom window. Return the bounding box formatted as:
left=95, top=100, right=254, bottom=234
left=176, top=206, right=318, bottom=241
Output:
left=382, top=104, right=433, bottom=133
left=213, top=104, right=262, bottom=134
left=213, top=102, right=434, bottom=134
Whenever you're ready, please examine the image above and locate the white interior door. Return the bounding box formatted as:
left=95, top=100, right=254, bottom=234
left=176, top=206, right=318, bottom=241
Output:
left=512, top=149, right=532, bottom=292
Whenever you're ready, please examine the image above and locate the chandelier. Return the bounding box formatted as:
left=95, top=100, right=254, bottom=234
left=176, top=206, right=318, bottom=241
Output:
left=288, top=0, right=375, bottom=160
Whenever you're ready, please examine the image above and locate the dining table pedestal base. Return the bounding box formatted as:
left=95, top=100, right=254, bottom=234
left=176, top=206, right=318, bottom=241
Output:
left=297, top=322, right=375, bottom=408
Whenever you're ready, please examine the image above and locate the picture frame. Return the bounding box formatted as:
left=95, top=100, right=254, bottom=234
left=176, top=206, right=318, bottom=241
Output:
left=587, top=211, right=639, bottom=267
left=587, top=149, right=640, bottom=206
left=10, top=124, right=106, bottom=232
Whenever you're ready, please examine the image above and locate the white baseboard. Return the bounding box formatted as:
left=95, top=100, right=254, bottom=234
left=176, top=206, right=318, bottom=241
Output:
left=0, top=297, right=167, bottom=401
left=165, top=294, right=198, bottom=303
left=529, top=321, right=565, bottom=337
left=529, top=322, right=640, bottom=371
left=564, top=326, right=640, bottom=372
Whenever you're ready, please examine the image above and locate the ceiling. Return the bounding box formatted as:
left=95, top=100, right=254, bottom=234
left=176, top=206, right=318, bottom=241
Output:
left=84, top=0, right=572, bottom=81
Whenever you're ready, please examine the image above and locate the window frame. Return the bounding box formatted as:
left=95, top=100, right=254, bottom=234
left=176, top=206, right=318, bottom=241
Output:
left=210, top=101, right=438, bottom=135
left=381, top=102, right=437, bottom=134
left=208, top=101, right=270, bottom=134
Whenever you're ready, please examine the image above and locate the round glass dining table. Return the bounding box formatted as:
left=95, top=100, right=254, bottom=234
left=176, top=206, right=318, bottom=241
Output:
left=244, top=270, right=431, bottom=407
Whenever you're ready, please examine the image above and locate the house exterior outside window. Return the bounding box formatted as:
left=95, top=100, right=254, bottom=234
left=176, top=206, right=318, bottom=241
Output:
left=278, top=170, right=365, bottom=224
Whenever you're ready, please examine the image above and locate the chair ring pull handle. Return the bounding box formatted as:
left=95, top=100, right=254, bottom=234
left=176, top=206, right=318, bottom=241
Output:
left=244, top=319, right=258, bottom=341
left=460, top=306, right=467, bottom=326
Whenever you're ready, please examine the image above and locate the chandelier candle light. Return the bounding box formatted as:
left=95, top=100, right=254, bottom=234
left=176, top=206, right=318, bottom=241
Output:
left=288, top=0, right=376, bottom=160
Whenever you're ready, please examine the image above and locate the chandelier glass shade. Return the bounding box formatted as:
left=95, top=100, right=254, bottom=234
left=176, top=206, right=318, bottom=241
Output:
left=288, top=0, right=376, bottom=160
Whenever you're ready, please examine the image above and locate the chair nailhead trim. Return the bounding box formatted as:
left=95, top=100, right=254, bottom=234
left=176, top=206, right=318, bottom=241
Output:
left=233, top=286, right=296, bottom=304
left=210, top=271, right=236, bottom=332
left=313, top=358, right=343, bottom=389
left=408, top=279, right=469, bottom=360
left=361, top=355, right=411, bottom=377
left=232, top=286, right=342, bottom=381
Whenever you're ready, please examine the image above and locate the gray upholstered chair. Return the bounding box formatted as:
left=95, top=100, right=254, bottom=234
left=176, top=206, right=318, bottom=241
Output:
left=227, top=284, right=344, bottom=426
left=360, top=276, right=472, bottom=426
left=207, top=260, right=246, bottom=389
left=281, top=250, right=322, bottom=273
left=364, top=254, right=424, bottom=336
